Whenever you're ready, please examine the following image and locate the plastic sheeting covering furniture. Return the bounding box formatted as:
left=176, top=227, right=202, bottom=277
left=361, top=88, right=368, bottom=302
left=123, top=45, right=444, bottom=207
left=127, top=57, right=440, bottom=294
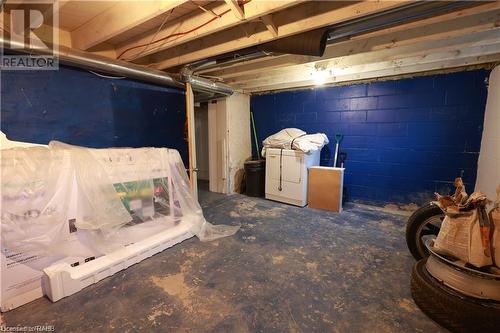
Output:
left=1, top=140, right=239, bottom=306
left=261, top=128, right=329, bottom=157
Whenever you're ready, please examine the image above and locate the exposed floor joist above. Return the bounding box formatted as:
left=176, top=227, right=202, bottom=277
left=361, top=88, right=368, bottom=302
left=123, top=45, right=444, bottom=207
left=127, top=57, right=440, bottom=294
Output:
left=145, top=1, right=412, bottom=69
left=3, top=0, right=500, bottom=93
left=199, top=2, right=500, bottom=92
left=230, top=22, right=500, bottom=90
left=115, top=0, right=304, bottom=62
left=71, top=1, right=189, bottom=51
left=199, top=3, right=500, bottom=78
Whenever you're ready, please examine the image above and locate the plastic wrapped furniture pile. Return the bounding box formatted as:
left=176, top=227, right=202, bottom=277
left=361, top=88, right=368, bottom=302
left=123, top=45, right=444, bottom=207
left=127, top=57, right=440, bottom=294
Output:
left=1, top=138, right=238, bottom=311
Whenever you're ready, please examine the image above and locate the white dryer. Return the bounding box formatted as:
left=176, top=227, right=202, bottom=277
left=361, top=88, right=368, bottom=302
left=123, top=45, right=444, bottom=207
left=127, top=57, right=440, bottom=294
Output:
left=265, top=148, right=321, bottom=207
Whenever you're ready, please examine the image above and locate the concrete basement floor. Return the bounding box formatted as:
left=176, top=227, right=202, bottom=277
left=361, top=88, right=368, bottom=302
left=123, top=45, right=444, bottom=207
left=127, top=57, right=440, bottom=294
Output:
left=1, top=188, right=446, bottom=332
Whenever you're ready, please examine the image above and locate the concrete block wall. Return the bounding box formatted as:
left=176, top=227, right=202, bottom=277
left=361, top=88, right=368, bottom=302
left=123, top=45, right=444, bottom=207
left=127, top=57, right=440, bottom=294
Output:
left=1, top=65, right=188, bottom=163
left=251, top=70, right=489, bottom=205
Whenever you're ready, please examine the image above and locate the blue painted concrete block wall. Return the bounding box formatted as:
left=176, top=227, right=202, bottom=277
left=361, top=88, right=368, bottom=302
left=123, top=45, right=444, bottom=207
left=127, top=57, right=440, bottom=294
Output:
left=251, top=70, right=489, bottom=205
left=1, top=65, right=187, bottom=162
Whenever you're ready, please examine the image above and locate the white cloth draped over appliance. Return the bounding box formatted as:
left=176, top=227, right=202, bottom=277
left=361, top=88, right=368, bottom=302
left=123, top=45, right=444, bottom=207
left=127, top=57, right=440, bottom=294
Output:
left=261, top=128, right=329, bottom=157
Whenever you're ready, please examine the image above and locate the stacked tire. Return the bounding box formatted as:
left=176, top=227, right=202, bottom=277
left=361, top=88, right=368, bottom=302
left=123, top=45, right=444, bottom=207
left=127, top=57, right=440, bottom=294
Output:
left=411, top=260, right=500, bottom=332
left=406, top=204, right=500, bottom=332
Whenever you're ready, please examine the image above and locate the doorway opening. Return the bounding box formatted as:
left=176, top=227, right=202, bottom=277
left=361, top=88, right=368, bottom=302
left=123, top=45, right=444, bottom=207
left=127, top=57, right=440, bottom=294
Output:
left=194, top=102, right=209, bottom=193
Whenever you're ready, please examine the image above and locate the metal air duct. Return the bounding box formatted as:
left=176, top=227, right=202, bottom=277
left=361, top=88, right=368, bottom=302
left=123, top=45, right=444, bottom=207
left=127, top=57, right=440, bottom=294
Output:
left=0, top=37, right=185, bottom=88
left=257, top=28, right=329, bottom=57
left=180, top=66, right=233, bottom=96
left=185, top=74, right=234, bottom=96
left=1, top=37, right=235, bottom=96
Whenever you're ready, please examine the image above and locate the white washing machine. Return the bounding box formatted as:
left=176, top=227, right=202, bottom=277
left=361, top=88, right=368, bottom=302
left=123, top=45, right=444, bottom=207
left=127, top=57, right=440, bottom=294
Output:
left=265, top=148, right=321, bottom=207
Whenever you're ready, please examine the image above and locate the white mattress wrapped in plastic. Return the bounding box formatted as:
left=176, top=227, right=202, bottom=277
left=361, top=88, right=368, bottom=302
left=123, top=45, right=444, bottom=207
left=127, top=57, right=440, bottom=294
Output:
left=261, top=128, right=329, bottom=157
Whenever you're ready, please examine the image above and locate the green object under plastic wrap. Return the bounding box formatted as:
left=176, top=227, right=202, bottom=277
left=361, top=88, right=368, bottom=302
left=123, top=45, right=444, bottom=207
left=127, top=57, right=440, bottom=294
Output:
left=113, top=177, right=170, bottom=226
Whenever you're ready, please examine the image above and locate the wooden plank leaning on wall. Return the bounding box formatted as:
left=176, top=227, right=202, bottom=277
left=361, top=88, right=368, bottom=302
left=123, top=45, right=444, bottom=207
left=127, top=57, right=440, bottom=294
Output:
left=185, top=82, right=198, bottom=200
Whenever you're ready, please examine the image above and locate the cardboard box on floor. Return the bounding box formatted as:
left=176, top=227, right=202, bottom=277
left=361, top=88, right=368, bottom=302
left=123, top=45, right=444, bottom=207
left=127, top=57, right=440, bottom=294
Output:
left=307, top=167, right=344, bottom=212
left=0, top=134, right=90, bottom=312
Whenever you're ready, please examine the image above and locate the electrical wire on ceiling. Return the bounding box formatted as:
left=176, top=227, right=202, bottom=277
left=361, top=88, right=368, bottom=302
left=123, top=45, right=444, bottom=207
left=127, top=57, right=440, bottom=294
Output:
left=194, top=1, right=221, bottom=18
left=125, top=8, right=176, bottom=62
left=117, top=8, right=231, bottom=60
left=117, top=0, right=251, bottom=61
left=87, top=70, right=126, bottom=80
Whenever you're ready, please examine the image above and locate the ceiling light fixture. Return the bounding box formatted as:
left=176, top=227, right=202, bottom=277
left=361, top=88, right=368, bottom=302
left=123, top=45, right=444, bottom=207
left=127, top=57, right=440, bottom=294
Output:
left=313, top=67, right=329, bottom=86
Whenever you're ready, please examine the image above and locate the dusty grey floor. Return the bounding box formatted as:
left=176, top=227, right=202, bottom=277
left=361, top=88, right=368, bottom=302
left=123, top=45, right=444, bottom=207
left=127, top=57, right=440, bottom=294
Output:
left=1, top=190, right=445, bottom=332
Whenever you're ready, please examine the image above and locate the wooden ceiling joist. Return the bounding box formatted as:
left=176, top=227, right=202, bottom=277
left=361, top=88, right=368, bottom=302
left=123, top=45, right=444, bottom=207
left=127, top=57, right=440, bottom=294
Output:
left=71, top=0, right=188, bottom=51
left=199, top=2, right=500, bottom=80
left=146, top=1, right=412, bottom=70
left=233, top=28, right=500, bottom=91
left=115, top=0, right=304, bottom=62
left=7, top=0, right=500, bottom=94
left=244, top=53, right=500, bottom=93
left=261, top=14, right=278, bottom=37
left=226, top=25, right=500, bottom=86
left=224, top=0, right=245, bottom=20
left=235, top=36, right=500, bottom=91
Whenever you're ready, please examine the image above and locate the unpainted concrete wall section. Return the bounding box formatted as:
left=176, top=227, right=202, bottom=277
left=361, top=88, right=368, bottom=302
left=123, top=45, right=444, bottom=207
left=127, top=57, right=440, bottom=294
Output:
left=476, top=66, right=500, bottom=201
left=227, top=93, right=251, bottom=193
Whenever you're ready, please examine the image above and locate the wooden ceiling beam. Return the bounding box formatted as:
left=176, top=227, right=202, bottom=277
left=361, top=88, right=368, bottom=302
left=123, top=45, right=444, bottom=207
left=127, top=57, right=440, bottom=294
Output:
left=116, top=0, right=305, bottom=61
left=224, top=0, right=245, bottom=20
left=147, top=1, right=413, bottom=70
left=241, top=53, right=500, bottom=93
left=200, top=2, right=500, bottom=79
left=261, top=14, right=278, bottom=37
left=37, top=0, right=68, bottom=21
left=233, top=34, right=500, bottom=89
left=71, top=0, right=188, bottom=51
left=226, top=27, right=500, bottom=85
left=0, top=10, right=73, bottom=48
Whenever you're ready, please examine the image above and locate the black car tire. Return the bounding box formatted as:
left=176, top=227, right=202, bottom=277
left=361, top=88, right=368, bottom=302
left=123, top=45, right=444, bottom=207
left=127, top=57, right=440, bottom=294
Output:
left=411, top=259, right=500, bottom=333
left=406, top=203, right=443, bottom=260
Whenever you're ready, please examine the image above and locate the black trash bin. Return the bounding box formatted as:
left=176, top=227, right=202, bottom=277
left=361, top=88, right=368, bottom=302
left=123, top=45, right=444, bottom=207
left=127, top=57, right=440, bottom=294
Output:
left=244, top=159, right=266, bottom=197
